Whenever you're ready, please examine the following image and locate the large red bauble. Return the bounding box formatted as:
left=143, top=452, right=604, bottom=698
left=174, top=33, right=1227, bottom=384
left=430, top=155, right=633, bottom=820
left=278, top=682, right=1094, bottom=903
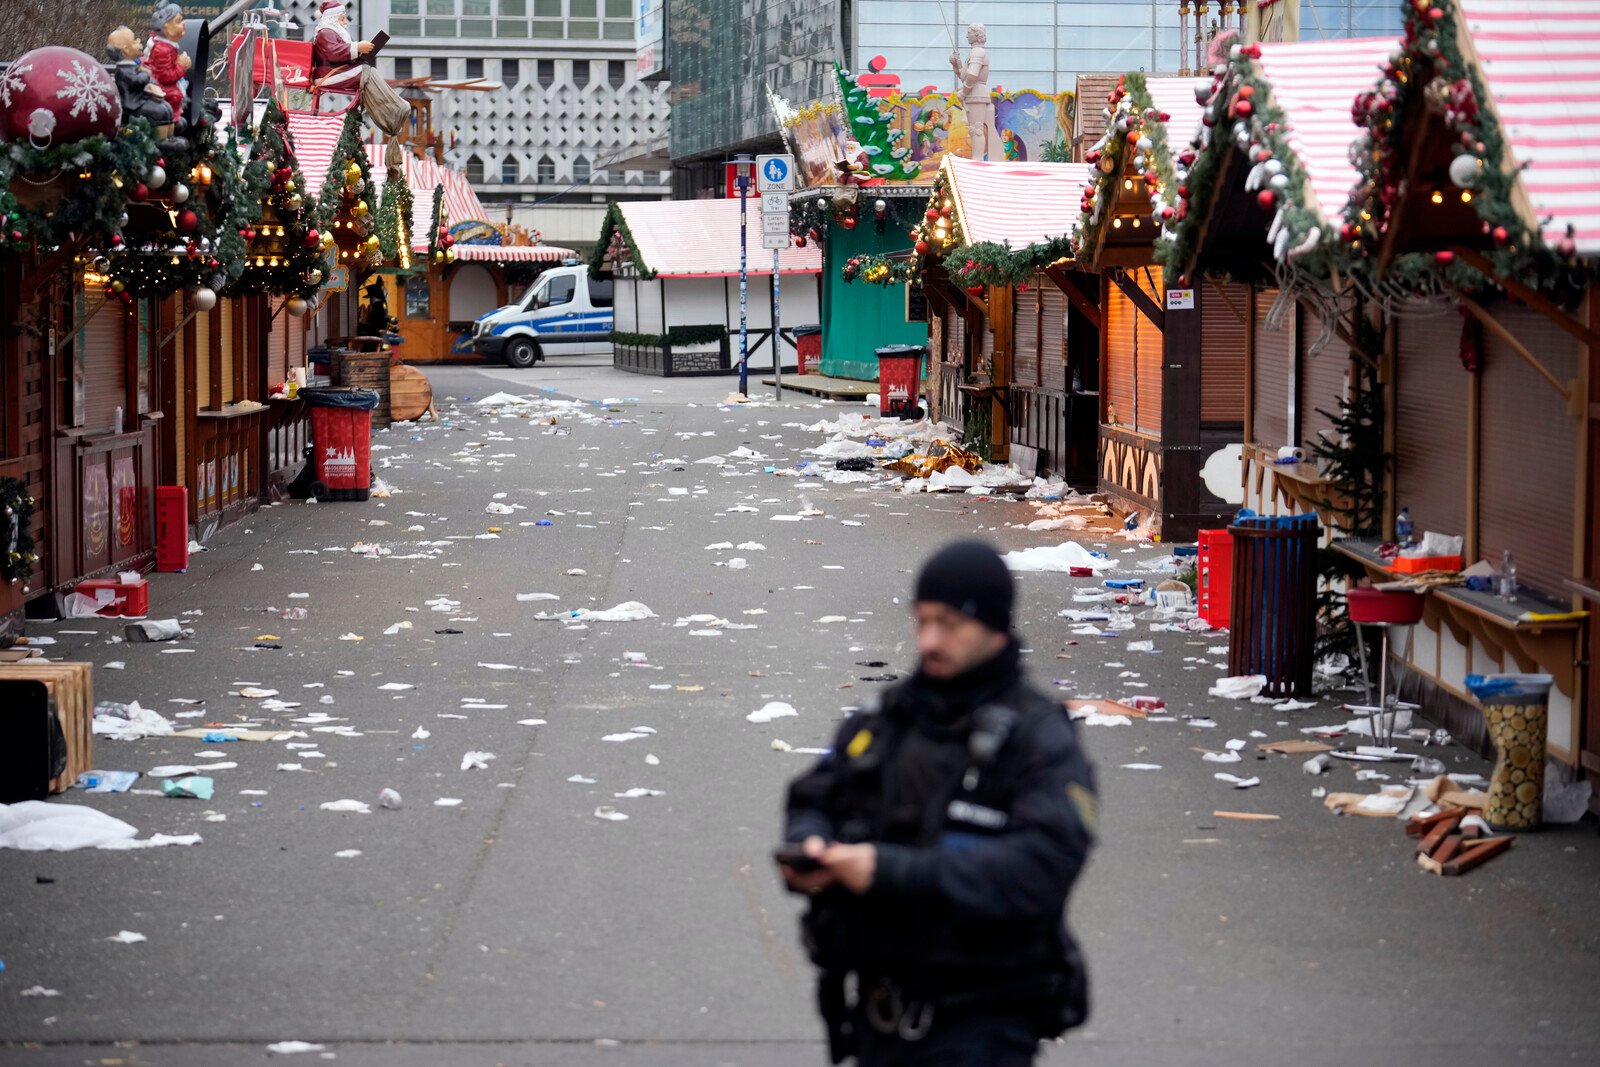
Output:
left=0, top=46, right=121, bottom=145
left=1257, top=189, right=1277, bottom=210
left=176, top=209, right=199, bottom=232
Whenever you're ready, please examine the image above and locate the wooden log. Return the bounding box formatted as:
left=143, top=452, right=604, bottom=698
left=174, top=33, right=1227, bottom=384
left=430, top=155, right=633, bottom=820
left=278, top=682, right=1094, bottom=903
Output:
left=1406, top=808, right=1462, bottom=837
left=1442, top=835, right=1514, bottom=876
left=1414, top=810, right=1465, bottom=856
left=1434, top=834, right=1466, bottom=865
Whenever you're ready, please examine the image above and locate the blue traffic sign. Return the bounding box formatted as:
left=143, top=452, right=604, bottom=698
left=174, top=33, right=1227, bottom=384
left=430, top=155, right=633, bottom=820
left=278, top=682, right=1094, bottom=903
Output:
left=755, top=153, right=795, bottom=192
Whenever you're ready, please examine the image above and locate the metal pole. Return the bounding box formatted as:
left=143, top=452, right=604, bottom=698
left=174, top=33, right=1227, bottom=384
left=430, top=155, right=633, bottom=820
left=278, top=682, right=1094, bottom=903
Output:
left=771, top=249, right=782, bottom=400
left=738, top=171, right=750, bottom=396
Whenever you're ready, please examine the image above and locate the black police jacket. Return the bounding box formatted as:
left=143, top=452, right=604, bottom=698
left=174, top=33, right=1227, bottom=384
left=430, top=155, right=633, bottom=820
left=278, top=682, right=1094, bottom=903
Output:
left=784, top=642, right=1096, bottom=1025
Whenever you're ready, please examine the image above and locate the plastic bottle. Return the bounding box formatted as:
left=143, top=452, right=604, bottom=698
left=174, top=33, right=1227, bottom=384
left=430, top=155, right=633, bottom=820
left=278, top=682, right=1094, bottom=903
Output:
left=1499, top=549, right=1517, bottom=601
left=1396, top=507, right=1413, bottom=545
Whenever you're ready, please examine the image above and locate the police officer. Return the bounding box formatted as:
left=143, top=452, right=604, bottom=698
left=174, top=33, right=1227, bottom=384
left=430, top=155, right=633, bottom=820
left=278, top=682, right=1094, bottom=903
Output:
left=778, top=539, right=1096, bottom=1065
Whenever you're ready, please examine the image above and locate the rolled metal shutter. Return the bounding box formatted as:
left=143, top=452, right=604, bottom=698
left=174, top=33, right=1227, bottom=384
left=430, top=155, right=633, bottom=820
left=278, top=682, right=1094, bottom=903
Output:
left=1134, top=266, right=1163, bottom=435
left=1105, top=283, right=1137, bottom=429
left=288, top=315, right=306, bottom=373
left=1200, top=281, right=1248, bottom=424
left=1298, top=305, right=1351, bottom=455
left=267, top=303, right=288, bottom=386
left=1477, top=304, right=1579, bottom=591
left=1394, top=312, right=1469, bottom=542
left=1251, top=286, right=1293, bottom=446
left=81, top=291, right=128, bottom=432
left=220, top=299, right=236, bottom=404
left=1040, top=284, right=1067, bottom=393
left=1013, top=280, right=1040, bottom=387
left=195, top=306, right=211, bottom=406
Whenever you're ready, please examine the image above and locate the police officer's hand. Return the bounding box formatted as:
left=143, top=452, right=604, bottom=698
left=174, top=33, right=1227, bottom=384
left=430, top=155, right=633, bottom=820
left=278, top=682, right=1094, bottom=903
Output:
left=820, top=842, right=876, bottom=894
left=779, top=835, right=837, bottom=894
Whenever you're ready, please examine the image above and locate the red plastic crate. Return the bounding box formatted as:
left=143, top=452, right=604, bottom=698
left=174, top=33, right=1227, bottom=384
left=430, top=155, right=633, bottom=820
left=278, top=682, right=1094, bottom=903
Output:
left=1197, top=528, right=1234, bottom=629
left=75, top=577, right=149, bottom=617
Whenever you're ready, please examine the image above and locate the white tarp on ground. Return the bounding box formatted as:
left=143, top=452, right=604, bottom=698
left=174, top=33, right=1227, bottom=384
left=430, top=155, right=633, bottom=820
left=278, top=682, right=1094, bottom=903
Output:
left=1002, top=542, right=1118, bottom=573
left=0, top=802, right=202, bottom=851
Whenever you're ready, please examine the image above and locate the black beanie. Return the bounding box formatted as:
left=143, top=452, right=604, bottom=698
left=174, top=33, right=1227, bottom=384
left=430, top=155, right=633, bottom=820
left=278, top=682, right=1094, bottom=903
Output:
left=914, top=539, right=1015, bottom=633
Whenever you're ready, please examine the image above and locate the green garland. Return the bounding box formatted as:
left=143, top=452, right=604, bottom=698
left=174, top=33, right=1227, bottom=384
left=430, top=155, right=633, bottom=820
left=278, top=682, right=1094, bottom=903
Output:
left=0, top=476, right=37, bottom=586
left=1342, top=0, right=1574, bottom=292
left=376, top=170, right=415, bottom=267
left=592, top=200, right=648, bottom=277
left=108, top=122, right=269, bottom=298
left=232, top=102, right=325, bottom=298
left=1155, top=43, right=1336, bottom=281
left=1076, top=71, right=1183, bottom=268
left=0, top=116, right=159, bottom=251
left=424, top=183, right=454, bottom=268
left=610, top=324, right=727, bottom=347
left=314, top=107, right=381, bottom=271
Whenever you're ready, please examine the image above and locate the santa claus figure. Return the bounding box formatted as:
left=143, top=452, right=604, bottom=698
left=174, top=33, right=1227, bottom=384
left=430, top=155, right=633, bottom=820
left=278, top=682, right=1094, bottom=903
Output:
left=311, top=0, right=374, bottom=100
left=143, top=2, right=191, bottom=119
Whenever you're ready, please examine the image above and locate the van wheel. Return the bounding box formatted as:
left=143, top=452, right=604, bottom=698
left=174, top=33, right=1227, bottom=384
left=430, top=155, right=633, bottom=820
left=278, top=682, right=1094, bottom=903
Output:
left=505, top=338, right=540, bottom=368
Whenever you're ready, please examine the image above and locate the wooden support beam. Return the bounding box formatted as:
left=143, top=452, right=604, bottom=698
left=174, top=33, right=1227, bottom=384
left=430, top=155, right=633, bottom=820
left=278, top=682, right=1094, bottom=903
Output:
left=18, top=245, right=76, bottom=305
left=1458, top=295, right=1572, bottom=401
left=1110, top=270, right=1165, bottom=333
left=1453, top=245, right=1600, bottom=353
left=1045, top=265, right=1101, bottom=331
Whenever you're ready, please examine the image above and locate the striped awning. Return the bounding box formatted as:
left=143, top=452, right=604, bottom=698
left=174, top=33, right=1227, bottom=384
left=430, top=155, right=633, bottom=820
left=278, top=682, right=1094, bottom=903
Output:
left=448, top=243, right=575, bottom=263
left=1253, top=38, right=1395, bottom=224
left=283, top=110, right=347, bottom=199
left=610, top=198, right=822, bottom=277
left=1459, top=0, right=1600, bottom=254
left=943, top=156, right=1095, bottom=249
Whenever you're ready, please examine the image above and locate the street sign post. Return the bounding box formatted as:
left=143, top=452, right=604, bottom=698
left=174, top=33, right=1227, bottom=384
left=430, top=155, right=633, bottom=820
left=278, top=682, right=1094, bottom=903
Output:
left=759, top=211, right=790, bottom=235
left=760, top=191, right=789, bottom=214
left=755, top=153, right=795, bottom=192
left=760, top=231, right=790, bottom=250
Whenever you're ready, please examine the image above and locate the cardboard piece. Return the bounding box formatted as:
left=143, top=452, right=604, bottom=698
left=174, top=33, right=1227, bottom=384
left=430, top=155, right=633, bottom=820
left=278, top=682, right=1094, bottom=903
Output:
left=1257, top=739, right=1335, bottom=755
left=1065, top=698, right=1148, bottom=720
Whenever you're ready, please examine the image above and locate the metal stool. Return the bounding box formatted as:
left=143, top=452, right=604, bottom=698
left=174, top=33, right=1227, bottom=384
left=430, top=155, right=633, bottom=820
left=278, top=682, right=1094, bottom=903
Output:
left=1346, top=588, right=1426, bottom=747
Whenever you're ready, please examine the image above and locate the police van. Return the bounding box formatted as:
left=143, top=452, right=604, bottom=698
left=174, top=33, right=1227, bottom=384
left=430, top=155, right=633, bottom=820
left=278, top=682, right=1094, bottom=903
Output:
left=470, top=262, right=614, bottom=368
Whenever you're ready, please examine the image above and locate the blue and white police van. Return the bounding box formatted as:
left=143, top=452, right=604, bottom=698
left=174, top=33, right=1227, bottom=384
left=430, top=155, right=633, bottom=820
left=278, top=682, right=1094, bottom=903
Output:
left=471, top=262, right=614, bottom=368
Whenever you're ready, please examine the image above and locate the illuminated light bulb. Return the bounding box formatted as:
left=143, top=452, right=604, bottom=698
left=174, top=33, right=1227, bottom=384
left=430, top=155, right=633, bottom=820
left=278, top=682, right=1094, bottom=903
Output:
left=1123, top=178, right=1134, bottom=191
left=1460, top=190, right=1472, bottom=203
left=1112, top=217, right=1123, bottom=229
left=1131, top=217, right=1141, bottom=228
left=1430, top=190, right=1443, bottom=205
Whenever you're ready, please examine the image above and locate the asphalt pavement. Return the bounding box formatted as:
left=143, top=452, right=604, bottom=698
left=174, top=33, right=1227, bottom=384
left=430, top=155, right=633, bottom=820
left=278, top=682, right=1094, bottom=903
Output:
left=3, top=356, right=1598, bottom=1066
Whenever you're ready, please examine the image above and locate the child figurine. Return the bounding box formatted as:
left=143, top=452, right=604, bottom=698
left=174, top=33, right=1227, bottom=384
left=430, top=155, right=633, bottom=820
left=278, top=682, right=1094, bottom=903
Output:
left=144, top=2, right=191, bottom=120
left=106, top=26, right=174, bottom=129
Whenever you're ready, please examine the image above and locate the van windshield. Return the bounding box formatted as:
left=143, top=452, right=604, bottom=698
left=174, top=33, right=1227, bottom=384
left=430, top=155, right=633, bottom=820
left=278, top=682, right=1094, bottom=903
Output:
left=518, top=280, right=545, bottom=310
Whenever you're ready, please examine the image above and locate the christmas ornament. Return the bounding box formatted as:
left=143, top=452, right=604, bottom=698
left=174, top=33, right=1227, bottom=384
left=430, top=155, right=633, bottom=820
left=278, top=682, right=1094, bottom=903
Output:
left=172, top=182, right=189, bottom=203
left=148, top=164, right=166, bottom=189
left=193, top=286, right=217, bottom=311
left=131, top=182, right=149, bottom=201
left=1447, top=152, right=1480, bottom=189
left=177, top=209, right=198, bottom=232
left=286, top=296, right=308, bottom=317
left=1256, top=189, right=1277, bottom=210
left=0, top=46, right=120, bottom=145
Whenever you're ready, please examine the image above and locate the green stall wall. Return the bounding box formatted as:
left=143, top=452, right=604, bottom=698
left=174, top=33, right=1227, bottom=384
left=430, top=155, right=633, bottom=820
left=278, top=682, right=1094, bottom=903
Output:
left=820, top=223, right=929, bottom=381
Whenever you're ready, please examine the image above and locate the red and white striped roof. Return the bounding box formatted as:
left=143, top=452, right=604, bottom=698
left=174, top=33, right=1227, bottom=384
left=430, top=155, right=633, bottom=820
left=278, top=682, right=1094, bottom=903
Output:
left=943, top=156, right=1095, bottom=248
left=1146, top=77, right=1209, bottom=157
left=449, top=243, right=575, bottom=263
left=611, top=199, right=822, bottom=277
left=283, top=110, right=347, bottom=199
left=1458, top=0, right=1600, bottom=253
left=1252, top=37, right=1395, bottom=223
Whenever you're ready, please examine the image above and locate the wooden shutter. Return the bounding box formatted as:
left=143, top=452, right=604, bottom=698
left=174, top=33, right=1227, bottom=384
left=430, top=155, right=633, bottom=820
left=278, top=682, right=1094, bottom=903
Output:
left=1105, top=282, right=1137, bottom=428
left=1298, top=305, right=1351, bottom=454
left=220, top=299, right=236, bottom=404
left=1040, top=284, right=1068, bottom=393
left=195, top=307, right=211, bottom=408
left=1394, top=313, right=1469, bottom=543
left=81, top=292, right=128, bottom=431
left=267, top=305, right=288, bottom=386
left=289, top=315, right=306, bottom=373
left=1477, top=304, right=1579, bottom=591
left=1251, top=286, right=1293, bottom=446
left=1134, top=266, right=1163, bottom=435
left=1200, top=281, right=1248, bottom=424
left=1013, top=282, right=1040, bottom=387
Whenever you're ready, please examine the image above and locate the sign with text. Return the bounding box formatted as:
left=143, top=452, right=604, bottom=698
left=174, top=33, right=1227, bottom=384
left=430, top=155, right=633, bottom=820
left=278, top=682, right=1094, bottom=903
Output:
left=761, top=231, right=792, bottom=250
left=1166, top=288, right=1195, bottom=310
left=755, top=153, right=796, bottom=192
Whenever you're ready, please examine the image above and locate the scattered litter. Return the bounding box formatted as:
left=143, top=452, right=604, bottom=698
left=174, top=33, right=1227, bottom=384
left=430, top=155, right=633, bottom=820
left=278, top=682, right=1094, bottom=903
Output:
left=0, top=802, right=201, bottom=851
left=335, top=850, right=362, bottom=859
left=747, top=701, right=798, bottom=724
left=460, top=751, right=495, bottom=771
left=106, top=931, right=147, bottom=944
left=593, top=806, right=629, bottom=821
left=1121, top=763, right=1163, bottom=771
left=434, top=798, right=463, bottom=807
left=20, top=986, right=61, bottom=997
left=319, top=799, right=373, bottom=814
left=1002, top=542, right=1117, bottom=573
left=1214, top=774, right=1261, bottom=788
left=378, top=788, right=403, bottom=810
left=1209, top=675, right=1267, bottom=700
left=266, top=1041, right=327, bottom=1055
left=161, top=776, right=214, bottom=800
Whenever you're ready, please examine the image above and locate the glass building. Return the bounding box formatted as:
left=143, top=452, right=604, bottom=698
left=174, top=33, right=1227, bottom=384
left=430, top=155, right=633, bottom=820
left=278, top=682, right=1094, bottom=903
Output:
left=668, top=0, right=1406, bottom=190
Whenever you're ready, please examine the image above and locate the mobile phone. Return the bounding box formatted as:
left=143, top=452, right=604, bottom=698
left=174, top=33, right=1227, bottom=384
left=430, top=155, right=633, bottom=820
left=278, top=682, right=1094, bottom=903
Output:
left=773, top=843, right=823, bottom=873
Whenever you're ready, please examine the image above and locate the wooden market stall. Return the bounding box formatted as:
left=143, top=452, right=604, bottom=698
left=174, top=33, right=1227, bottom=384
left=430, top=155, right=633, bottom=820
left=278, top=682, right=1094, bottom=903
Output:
left=596, top=199, right=821, bottom=377
left=372, top=154, right=577, bottom=363
left=906, top=156, right=1094, bottom=468
left=1158, top=37, right=1398, bottom=533
left=1073, top=73, right=1240, bottom=537
left=1333, top=0, right=1599, bottom=775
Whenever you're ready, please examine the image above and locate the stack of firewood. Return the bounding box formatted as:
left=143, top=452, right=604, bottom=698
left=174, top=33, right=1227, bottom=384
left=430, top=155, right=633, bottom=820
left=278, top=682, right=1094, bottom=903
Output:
left=1408, top=809, right=1514, bottom=875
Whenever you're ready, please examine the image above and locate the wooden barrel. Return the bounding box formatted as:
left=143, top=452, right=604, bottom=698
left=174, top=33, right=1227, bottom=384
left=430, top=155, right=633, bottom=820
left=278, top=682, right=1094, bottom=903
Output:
left=338, top=351, right=392, bottom=428
left=389, top=364, right=433, bottom=422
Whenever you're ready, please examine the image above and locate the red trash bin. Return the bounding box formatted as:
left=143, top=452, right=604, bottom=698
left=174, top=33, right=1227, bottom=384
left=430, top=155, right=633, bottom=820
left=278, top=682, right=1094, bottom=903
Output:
left=875, top=344, right=924, bottom=418
left=1197, top=528, right=1233, bottom=629
left=795, top=324, right=822, bottom=376
left=302, top=387, right=379, bottom=501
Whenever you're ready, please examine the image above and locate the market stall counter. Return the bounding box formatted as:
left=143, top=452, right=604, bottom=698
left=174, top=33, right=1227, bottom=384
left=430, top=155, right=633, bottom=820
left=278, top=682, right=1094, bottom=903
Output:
left=1332, top=537, right=1587, bottom=765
